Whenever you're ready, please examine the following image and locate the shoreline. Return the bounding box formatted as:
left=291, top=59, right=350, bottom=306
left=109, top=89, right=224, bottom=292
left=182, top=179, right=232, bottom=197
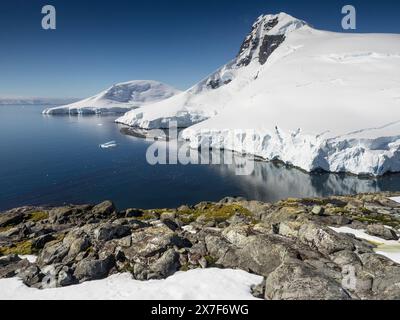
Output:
left=118, top=124, right=400, bottom=179
left=1, top=192, right=400, bottom=300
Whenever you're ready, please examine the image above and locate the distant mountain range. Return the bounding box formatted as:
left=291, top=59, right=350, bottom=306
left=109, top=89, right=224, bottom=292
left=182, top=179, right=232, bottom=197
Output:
left=0, top=97, right=81, bottom=106
left=42, top=80, right=181, bottom=115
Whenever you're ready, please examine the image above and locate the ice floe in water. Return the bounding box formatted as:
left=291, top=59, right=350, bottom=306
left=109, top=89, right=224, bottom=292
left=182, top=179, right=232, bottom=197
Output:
left=100, top=141, right=118, bottom=149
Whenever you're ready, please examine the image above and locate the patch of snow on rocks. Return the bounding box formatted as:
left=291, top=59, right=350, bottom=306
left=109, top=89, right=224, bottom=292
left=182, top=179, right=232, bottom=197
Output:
left=0, top=268, right=262, bottom=300
left=18, top=255, right=37, bottom=263
left=330, top=226, right=400, bottom=264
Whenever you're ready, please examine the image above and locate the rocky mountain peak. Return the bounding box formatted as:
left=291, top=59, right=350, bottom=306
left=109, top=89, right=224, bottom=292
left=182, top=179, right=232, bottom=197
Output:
left=237, top=12, right=308, bottom=67
left=258, top=12, right=308, bottom=34
left=202, top=13, right=308, bottom=91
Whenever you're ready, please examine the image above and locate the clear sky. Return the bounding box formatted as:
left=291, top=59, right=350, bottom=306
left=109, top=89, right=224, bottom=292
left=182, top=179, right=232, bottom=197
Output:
left=1, top=0, right=399, bottom=98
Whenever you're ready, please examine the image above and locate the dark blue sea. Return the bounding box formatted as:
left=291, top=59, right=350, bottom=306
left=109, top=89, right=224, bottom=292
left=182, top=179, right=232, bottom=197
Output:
left=1, top=105, right=399, bottom=211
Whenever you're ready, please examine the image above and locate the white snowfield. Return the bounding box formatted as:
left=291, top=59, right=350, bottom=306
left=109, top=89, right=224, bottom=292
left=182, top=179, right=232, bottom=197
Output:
left=0, top=268, right=262, bottom=300
left=116, top=13, right=400, bottom=176
left=43, top=80, right=180, bottom=115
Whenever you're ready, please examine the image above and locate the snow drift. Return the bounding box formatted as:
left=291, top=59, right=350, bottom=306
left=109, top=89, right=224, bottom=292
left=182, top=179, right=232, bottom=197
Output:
left=0, top=268, right=262, bottom=300
left=43, top=80, right=180, bottom=115
left=116, top=13, right=400, bottom=176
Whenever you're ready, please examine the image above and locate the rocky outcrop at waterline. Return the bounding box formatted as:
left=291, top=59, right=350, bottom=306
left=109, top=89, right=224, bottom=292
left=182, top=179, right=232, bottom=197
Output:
left=1, top=193, right=400, bottom=300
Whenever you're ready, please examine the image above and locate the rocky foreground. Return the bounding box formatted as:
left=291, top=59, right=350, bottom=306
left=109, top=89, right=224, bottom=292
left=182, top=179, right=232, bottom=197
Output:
left=1, top=193, right=400, bottom=300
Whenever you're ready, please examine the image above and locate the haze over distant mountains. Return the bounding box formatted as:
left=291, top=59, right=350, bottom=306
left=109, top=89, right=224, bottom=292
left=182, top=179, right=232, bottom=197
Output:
left=0, top=97, right=81, bottom=106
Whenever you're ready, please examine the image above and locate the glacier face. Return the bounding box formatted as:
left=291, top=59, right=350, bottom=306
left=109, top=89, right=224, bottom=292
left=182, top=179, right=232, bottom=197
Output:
left=181, top=122, right=400, bottom=176
left=116, top=12, right=400, bottom=176
left=43, top=80, right=181, bottom=115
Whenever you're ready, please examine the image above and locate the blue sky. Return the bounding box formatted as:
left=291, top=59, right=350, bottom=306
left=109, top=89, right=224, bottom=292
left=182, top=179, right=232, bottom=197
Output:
left=1, top=0, right=399, bottom=98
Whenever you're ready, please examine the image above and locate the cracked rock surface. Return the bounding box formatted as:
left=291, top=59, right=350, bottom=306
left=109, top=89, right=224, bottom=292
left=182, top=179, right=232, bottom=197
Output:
left=1, top=193, right=400, bottom=300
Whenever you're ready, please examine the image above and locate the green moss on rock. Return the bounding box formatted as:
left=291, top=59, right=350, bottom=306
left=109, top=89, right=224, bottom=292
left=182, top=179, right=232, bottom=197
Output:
left=0, top=240, right=34, bottom=255
left=179, top=263, right=190, bottom=272
left=352, top=214, right=400, bottom=228
left=27, top=211, right=49, bottom=222
left=176, top=204, right=252, bottom=224
left=204, top=255, right=217, bottom=267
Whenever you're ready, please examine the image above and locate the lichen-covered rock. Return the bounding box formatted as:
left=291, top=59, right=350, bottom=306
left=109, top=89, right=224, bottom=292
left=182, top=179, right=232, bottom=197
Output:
left=0, top=255, right=30, bottom=278
left=221, top=223, right=253, bottom=247
left=216, top=234, right=296, bottom=277
left=91, top=201, right=115, bottom=217
left=298, top=223, right=355, bottom=255
left=37, top=241, right=69, bottom=266
left=122, top=225, right=189, bottom=261
left=0, top=212, right=23, bottom=228
left=330, top=250, right=362, bottom=267
left=57, top=266, right=76, bottom=287
left=311, top=206, right=325, bottom=216
left=278, top=221, right=303, bottom=238
left=19, top=264, right=43, bottom=287
left=261, top=205, right=306, bottom=225
left=2, top=192, right=400, bottom=300
left=94, top=224, right=131, bottom=242
left=31, top=234, right=55, bottom=250
left=64, top=235, right=91, bottom=262
left=204, top=235, right=231, bottom=259
left=48, top=207, right=76, bottom=224
left=265, top=261, right=349, bottom=300
left=74, top=256, right=115, bottom=282
left=371, top=266, right=400, bottom=299
left=0, top=254, right=21, bottom=267
left=149, top=249, right=180, bottom=279
left=366, top=224, right=399, bottom=241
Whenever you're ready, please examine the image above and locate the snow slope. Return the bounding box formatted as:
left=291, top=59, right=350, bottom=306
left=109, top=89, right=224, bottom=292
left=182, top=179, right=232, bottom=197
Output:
left=0, top=268, right=262, bottom=300
left=43, top=80, right=180, bottom=115
left=116, top=13, right=400, bottom=176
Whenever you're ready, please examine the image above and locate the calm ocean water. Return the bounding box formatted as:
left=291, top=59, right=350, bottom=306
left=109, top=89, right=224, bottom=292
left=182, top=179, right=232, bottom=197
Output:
left=1, top=105, right=399, bottom=211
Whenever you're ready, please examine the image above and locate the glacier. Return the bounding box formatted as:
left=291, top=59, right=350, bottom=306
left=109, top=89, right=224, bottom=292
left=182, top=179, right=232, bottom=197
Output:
left=116, top=12, right=400, bottom=176
left=43, top=80, right=181, bottom=115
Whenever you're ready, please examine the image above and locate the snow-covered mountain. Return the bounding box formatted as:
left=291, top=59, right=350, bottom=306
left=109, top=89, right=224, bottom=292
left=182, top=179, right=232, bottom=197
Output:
left=43, top=80, right=180, bottom=115
left=116, top=12, right=400, bottom=176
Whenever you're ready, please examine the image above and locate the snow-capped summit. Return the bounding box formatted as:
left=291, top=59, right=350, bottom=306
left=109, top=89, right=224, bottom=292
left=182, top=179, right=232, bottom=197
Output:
left=235, top=12, right=308, bottom=67
left=116, top=12, right=312, bottom=128
left=43, top=80, right=180, bottom=115
left=117, top=13, right=400, bottom=176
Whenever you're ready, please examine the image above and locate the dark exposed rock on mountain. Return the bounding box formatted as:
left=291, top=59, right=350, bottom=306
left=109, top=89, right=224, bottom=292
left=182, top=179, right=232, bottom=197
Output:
left=203, top=14, right=308, bottom=90
left=237, top=16, right=288, bottom=67
left=258, top=35, right=286, bottom=65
